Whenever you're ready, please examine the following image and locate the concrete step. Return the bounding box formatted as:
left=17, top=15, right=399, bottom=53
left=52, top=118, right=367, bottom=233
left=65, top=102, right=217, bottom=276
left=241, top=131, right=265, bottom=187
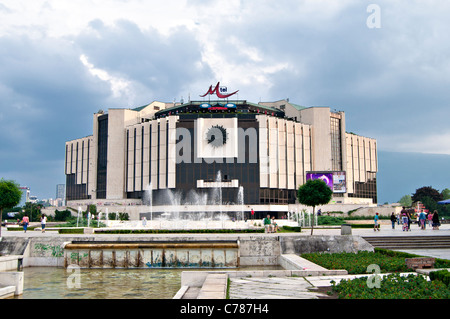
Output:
left=363, top=235, right=450, bottom=250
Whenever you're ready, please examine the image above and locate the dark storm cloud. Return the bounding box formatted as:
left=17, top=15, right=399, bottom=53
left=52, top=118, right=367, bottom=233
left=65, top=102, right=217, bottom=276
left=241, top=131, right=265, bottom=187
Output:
left=0, top=19, right=212, bottom=198
left=74, top=19, right=213, bottom=105
left=0, top=34, right=111, bottom=196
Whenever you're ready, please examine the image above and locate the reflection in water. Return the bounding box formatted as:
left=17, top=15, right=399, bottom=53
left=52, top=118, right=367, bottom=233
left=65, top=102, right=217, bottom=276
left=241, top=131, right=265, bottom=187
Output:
left=17, top=267, right=184, bottom=299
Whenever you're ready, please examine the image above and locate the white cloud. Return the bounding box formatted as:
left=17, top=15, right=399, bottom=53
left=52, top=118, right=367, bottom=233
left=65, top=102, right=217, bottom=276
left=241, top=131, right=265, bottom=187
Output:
left=80, top=53, right=135, bottom=103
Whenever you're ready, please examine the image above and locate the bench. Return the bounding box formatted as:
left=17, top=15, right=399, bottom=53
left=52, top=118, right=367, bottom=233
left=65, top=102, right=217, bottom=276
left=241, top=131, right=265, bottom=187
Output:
left=405, top=257, right=435, bottom=270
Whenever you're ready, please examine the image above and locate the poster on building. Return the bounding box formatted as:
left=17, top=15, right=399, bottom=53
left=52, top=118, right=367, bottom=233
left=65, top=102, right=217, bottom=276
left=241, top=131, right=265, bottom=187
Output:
left=306, top=171, right=346, bottom=193
left=332, top=172, right=346, bottom=193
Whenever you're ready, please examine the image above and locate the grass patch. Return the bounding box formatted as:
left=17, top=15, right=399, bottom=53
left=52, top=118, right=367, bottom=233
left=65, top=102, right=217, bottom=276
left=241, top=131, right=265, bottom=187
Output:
left=301, top=250, right=415, bottom=274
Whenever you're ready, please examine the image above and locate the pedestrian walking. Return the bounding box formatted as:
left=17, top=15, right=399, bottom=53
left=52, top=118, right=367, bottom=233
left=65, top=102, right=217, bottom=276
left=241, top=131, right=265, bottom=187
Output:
left=401, top=212, right=409, bottom=231
left=390, top=212, right=397, bottom=229
left=21, top=214, right=29, bottom=233
left=407, top=210, right=412, bottom=231
left=40, top=214, right=47, bottom=233
left=374, top=212, right=380, bottom=231
left=432, top=210, right=440, bottom=230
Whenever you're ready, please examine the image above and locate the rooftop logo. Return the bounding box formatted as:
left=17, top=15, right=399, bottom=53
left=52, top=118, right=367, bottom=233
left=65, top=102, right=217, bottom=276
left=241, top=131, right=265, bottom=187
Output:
left=200, top=82, right=239, bottom=99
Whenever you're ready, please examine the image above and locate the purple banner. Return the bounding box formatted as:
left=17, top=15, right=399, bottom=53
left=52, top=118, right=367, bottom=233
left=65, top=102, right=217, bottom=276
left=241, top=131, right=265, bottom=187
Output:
left=306, top=173, right=333, bottom=189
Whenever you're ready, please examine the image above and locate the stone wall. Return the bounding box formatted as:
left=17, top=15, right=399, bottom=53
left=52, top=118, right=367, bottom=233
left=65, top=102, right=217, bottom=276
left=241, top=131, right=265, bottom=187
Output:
left=2, top=234, right=374, bottom=268
left=280, top=235, right=374, bottom=255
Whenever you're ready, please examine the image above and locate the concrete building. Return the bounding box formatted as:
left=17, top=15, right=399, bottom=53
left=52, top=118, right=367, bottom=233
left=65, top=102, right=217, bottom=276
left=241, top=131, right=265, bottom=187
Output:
left=65, top=89, right=377, bottom=219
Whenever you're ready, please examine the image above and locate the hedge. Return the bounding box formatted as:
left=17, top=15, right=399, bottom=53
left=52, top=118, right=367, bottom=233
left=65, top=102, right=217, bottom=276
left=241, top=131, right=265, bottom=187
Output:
left=58, top=228, right=84, bottom=234
left=332, top=273, right=450, bottom=299
left=282, top=225, right=301, bottom=232
left=94, top=228, right=265, bottom=234
left=429, top=270, right=450, bottom=286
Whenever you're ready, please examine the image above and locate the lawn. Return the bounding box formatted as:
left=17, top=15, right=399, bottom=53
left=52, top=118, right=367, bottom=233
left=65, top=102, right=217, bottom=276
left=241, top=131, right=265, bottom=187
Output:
left=301, top=249, right=450, bottom=299
left=301, top=249, right=450, bottom=274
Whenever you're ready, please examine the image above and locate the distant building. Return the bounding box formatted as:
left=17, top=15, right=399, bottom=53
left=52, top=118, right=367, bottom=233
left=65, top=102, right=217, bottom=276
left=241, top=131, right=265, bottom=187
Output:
left=56, top=184, right=65, bottom=205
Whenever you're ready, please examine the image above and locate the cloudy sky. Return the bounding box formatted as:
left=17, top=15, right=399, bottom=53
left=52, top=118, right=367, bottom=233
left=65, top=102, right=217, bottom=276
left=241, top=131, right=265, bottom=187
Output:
left=0, top=0, right=449, bottom=203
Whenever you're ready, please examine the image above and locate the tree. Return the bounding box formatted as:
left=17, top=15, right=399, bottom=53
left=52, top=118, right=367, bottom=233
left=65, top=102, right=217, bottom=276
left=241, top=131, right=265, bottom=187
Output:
left=297, top=179, right=333, bottom=235
left=0, top=179, right=23, bottom=237
left=421, top=196, right=438, bottom=214
left=412, top=186, right=442, bottom=203
left=441, top=188, right=450, bottom=200
left=398, top=195, right=412, bottom=207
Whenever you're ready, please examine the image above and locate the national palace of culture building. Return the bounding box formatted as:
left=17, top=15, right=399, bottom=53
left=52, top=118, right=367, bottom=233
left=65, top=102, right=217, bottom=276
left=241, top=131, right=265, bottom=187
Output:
left=64, top=83, right=377, bottom=219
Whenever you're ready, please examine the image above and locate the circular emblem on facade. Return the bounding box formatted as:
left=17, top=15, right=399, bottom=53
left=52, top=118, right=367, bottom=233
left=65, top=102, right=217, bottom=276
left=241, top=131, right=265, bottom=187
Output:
left=206, top=125, right=228, bottom=148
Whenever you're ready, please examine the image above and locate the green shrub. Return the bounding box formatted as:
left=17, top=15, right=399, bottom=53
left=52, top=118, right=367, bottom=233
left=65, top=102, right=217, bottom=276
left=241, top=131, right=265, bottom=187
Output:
left=94, top=228, right=264, bottom=234
left=332, top=273, right=450, bottom=299
left=317, top=216, right=345, bottom=225
left=54, top=209, right=72, bottom=221
left=282, top=225, right=301, bottom=232
left=58, top=228, right=84, bottom=234
left=429, top=270, right=450, bottom=286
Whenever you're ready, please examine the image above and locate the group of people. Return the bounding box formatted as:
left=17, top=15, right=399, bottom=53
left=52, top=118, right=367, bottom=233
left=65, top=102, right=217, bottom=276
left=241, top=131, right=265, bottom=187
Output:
left=388, top=207, right=441, bottom=231
left=263, top=214, right=279, bottom=233
left=18, top=214, right=47, bottom=233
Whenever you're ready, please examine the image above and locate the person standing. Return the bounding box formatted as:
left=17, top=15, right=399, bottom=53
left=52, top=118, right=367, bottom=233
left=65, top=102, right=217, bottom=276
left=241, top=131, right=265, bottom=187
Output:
left=407, top=210, right=412, bottom=231
left=21, top=214, right=29, bottom=233
left=432, top=210, right=440, bottom=230
left=374, top=212, right=380, bottom=231
left=419, top=211, right=426, bottom=230
left=427, top=212, right=433, bottom=228
left=40, top=214, right=47, bottom=233
left=263, top=214, right=271, bottom=233
left=390, top=212, right=397, bottom=229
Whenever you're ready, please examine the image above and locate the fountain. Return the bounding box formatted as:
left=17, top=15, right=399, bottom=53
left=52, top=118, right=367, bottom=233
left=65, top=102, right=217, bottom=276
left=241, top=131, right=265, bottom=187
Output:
left=237, top=186, right=244, bottom=221
left=143, top=182, right=153, bottom=221
left=122, top=170, right=262, bottom=230
left=77, top=207, right=81, bottom=227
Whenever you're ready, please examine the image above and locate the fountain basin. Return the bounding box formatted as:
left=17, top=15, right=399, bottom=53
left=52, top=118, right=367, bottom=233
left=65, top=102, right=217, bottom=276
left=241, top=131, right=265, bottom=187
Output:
left=64, top=241, right=239, bottom=269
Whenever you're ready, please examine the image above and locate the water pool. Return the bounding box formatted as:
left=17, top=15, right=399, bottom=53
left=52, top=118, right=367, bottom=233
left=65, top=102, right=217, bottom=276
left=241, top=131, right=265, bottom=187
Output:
left=16, top=267, right=184, bottom=299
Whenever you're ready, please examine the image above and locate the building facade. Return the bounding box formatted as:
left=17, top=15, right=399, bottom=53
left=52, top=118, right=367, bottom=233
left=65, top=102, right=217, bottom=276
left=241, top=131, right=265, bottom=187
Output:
left=65, top=94, right=377, bottom=217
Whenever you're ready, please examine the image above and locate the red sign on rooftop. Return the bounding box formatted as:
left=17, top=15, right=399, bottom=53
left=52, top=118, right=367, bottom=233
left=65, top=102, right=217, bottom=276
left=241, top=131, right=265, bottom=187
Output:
left=200, top=82, right=238, bottom=99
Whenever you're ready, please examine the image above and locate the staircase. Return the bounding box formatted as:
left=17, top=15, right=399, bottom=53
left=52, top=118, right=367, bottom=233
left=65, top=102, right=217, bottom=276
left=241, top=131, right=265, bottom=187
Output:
left=362, top=236, right=450, bottom=250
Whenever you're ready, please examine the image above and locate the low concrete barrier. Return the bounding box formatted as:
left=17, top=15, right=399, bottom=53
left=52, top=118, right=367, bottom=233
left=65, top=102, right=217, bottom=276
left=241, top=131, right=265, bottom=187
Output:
left=0, top=271, right=23, bottom=298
